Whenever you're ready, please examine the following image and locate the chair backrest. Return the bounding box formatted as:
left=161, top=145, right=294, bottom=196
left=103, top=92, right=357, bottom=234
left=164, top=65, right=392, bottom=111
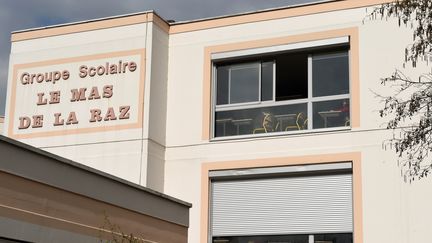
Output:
left=262, top=112, right=278, bottom=132
left=296, top=112, right=307, bottom=130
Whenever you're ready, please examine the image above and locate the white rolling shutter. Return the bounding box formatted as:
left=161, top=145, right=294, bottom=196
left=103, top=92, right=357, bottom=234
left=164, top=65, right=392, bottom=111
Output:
left=211, top=173, right=352, bottom=237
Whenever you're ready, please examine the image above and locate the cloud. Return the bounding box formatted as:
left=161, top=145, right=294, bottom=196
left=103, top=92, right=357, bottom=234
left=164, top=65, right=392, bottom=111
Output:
left=0, top=0, right=317, bottom=116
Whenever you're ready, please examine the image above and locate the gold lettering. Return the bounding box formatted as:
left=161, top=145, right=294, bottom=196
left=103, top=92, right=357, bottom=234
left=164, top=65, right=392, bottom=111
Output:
left=18, top=116, right=31, bottom=129
left=20, top=72, right=30, bottom=85
left=32, top=115, right=44, bottom=128
left=52, top=71, right=61, bottom=84
left=65, top=112, right=78, bottom=125
left=109, top=64, right=118, bottom=74
left=104, top=107, right=117, bottom=121
left=62, top=70, right=70, bottom=80
left=36, top=74, right=44, bottom=83
left=49, top=91, right=61, bottom=104
left=70, top=88, right=87, bottom=102
left=37, top=93, right=47, bottom=105
left=53, top=113, right=64, bottom=126
left=97, top=65, right=105, bottom=75
left=30, top=74, right=36, bottom=84
left=89, top=109, right=102, bottom=122
left=89, top=67, right=96, bottom=77
left=88, top=86, right=101, bottom=100
left=119, top=106, right=130, bottom=120
left=45, top=72, right=53, bottom=82
left=122, top=61, right=128, bottom=73
left=102, top=85, right=113, bottom=98
left=79, top=65, right=88, bottom=78
left=20, top=70, right=68, bottom=85
left=129, top=62, right=137, bottom=72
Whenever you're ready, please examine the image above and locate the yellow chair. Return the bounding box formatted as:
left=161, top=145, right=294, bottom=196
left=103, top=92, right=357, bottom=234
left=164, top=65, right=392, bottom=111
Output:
left=253, top=112, right=279, bottom=134
left=285, top=112, right=307, bottom=131
left=300, top=117, right=308, bottom=130
left=344, top=117, right=350, bottom=126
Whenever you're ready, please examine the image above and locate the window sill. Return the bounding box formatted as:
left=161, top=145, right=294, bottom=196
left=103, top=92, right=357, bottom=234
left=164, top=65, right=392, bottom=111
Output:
left=210, top=126, right=351, bottom=142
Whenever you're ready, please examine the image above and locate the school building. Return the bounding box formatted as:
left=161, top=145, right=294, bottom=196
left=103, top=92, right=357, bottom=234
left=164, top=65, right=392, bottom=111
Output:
left=3, top=0, right=432, bottom=242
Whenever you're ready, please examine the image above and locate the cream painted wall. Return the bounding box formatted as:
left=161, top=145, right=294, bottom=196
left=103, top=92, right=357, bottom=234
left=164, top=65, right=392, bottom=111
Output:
left=6, top=23, right=149, bottom=147
left=144, top=23, right=170, bottom=190
left=5, top=21, right=154, bottom=186
left=148, top=24, right=169, bottom=145
left=5, top=21, right=169, bottom=189
left=45, top=139, right=144, bottom=183
left=164, top=5, right=432, bottom=243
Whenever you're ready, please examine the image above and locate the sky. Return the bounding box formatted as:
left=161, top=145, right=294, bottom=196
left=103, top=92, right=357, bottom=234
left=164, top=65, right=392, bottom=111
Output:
left=0, top=0, right=319, bottom=116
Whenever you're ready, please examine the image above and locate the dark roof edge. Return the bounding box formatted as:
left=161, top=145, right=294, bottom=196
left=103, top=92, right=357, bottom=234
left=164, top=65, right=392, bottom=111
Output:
left=0, top=134, right=191, bottom=227
left=0, top=135, right=191, bottom=207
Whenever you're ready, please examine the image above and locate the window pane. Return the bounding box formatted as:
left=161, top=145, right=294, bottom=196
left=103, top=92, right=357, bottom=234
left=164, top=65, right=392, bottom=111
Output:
left=314, top=233, right=353, bottom=243
left=313, top=52, right=349, bottom=97
left=261, top=61, right=273, bottom=101
left=216, top=66, right=229, bottom=105
left=313, top=99, right=350, bottom=129
left=276, top=53, right=308, bottom=101
left=213, top=234, right=308, bottom=243
left=214, top=103, right=307, bottom=137
left=230, top=64, right=260, bottom=104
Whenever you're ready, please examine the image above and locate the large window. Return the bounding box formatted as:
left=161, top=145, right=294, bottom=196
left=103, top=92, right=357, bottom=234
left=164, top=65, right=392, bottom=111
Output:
left=213, top=233, right=353, bottom=243
left=213, top=43, right=350, bottom=138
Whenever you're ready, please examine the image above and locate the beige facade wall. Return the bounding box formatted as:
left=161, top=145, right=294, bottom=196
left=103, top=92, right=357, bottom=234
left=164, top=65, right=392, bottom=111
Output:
left=4, top=14, right=168, bottom=189
left=163, top=4, right=432, bottom=243
left=145, top=22, right=170, bottom=191
left=5, top=23, right=149, bottom=185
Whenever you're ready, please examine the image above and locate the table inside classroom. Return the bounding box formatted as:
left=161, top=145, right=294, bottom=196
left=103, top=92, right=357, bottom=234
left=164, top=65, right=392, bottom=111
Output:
left=215, top=118, right=232, bottom=136
left=275, top=113, right=297, bottom=131
left=318, top=110, right=341, bottom=128
left=231, top=118, right=253, bottom=135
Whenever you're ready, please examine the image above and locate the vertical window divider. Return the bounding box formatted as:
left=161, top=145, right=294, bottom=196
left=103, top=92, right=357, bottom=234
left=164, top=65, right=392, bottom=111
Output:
left=308, top=55, right=313, bottom=130
left=258, top=62, right=262, bottom=102
left=211, top=64, right=217, bottom=138
left=348, top=49, right=352, bottom=128
left=308, top=234, right=315, bottom=243
left=208, top=181, right=214, bottom=243
left=228, top=68, right=231, bottom=104
left=273, top=60, right=276, bottom=102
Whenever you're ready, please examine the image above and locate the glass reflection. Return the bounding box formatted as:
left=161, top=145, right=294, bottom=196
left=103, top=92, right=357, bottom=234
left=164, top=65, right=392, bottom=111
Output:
left=230, top=65, right=260, bottom=104
left=212, top=233, right=352, bottom=243
left=312, top=52, right=349, bottom=97
left=314, top=233, right=353, bottom=243
left=215, top=103, right=307, bottom=137
left=313, top=99, right=350, bottom=129
left=213, top=234, right=308, bottom=243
